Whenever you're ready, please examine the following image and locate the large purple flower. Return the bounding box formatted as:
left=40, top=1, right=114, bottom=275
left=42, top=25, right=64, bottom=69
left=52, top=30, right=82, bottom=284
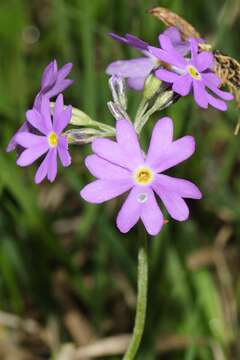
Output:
left=15, top=94, right=72, bottom=184
left=149, top=36, right=233, bottom=110
left=106, top=27, right=190, bottom=91
left=7, top=60, right=73, bottom=152
left=80, top=117, right=202, bottom=236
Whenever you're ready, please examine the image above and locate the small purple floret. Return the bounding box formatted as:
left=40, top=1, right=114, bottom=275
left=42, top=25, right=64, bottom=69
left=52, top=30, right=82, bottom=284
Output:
left=80, top=117, right=202, bottom=236
left=149, top=37, right=234, bottom=110
left=15, top=94, right=72, bottom=184
left=7, top=60, right=73, bottom=152
left=106, top=27, right=191, bottom=91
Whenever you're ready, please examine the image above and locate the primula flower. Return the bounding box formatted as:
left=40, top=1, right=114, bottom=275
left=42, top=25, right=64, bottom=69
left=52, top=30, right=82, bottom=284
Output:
left=149, top=36, right=233, bottom=110
left=15, top=94, right=72, bottom=184
left=7, top=60, right=73, bottom=152
left=80, top=117, right=202, bottom=236
left=106, top=27, right=190, bottom=91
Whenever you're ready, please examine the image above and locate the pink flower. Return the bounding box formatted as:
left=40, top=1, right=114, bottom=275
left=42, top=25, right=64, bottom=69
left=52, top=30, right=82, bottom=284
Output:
left=80, top=117, right=202, bottom=235
left=15, top=94, right=72, bottom=184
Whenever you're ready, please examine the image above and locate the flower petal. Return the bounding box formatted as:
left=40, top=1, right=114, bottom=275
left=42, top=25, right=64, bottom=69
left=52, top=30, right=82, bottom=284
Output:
left=204, top=81, right=234, bottom=101
left=16, top=140, right=49, bottom=167
left=146, top=117, right=173, bottom=166
left=57, top=63, right=73, bottom=81
left=92, top=138, right=131, bottom=169
left=159, top=34, right=187, bottom=66
left=140, top=188, right=164, bottom=236
left=153, top=136, right=196, bottom=173
left=154, top=174, right=202, bottom=199
left=153, top=185, right=190, bottom=221
left=41, top=60, right=57, bottom=90
left=54, top=105, right=72, bottom=134
left=26, top=109, right=48, bottom=134
left=116, top=119, right=144, bottom=168
left=46, top=79, right=74, bottom=98
left=47, top=148, right=58, bottom=182
left=202, top=72, right=221, bottom=87
left=149, top=46, right=186, bottom=69
left=80, top=179, right=132, bottom=204
left=57, top=137, right=71, bottom=167
left=35, top=151, right=51, bottom=184
left=6, top=121, right=29, bottom=152
left=193, top=80, right=208, bottom=108
left=15, top=132, right=47, bottom=148
left=116, top=187, right=142, bottom=233
left=163, top=27, right=190, bottom=56
left=85, top=154, right=131, bottom=180
left=106, top=58, right=154, bottom=78
left=172, top=74, right=192, bottom=96
left=206, top=93, right=227, bottom=111
left=40, top=96, right=53, bottom=132
left=155, top=68, right=180, bottom=83
left=127, top=76, right=147, bottom=91
left=196, top=51, right=213, bottom=71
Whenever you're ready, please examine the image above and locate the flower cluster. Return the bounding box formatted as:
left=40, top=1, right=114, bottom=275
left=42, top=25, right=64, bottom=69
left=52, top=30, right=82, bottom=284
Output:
left=7, top=25, right=236, bottom=235
left=7, top=60, right=73, bottom=183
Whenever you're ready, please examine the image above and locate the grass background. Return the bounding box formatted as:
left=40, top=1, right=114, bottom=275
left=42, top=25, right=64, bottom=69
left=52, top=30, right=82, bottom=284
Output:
left=0, top=0, right=240, bottom=359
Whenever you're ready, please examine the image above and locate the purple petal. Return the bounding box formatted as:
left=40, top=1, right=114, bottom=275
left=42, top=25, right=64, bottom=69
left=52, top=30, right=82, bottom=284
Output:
left=125, top=34, right=149, bottom=50
left=85, top=154, right=131, bottom=180
left=26, top=109, right=48, bottom=134
left=193, top=80, right=208, bottom=108
left=204, top=80, right=234, bottom=101
left=15, top=132, right=47, bottom=148
left=140, top=188, right=164, bottom=236
left=155, top=68, right=180, bottom=83
left=154, top=174, right=202, bottom=199
left=57, top=63, right=73, bottom=81
left=57, top=137, right=71, bottom=167
left=106, top=58, right=154, bottom=78
left=41, top=60, right=58, bottom=91
left=190, top=38, right=199, bottom=62
left=153, top=185, right=190, bottom=221
left=206, top=93, right=227, bottom=111
left=46, top=79, right=74, bottom=98
left=196, top=51, right=213, bottom=71
left=47, top=148, right=58, bottom=182
left=6, top=121, right=29, bottom=152
left=163, top=27, right=190, bottom=56
left=54, top=104, right=72, bottom=134
left=127, top=76, right=147, bottom=91
left=149, top=46, right=186, bottom=69
left=53, top=93, right=64, bottom=123
left=116, top=187, right=142, bottom=233
left=159, top=34, right=187, bottom=66
left=146, top=117, right=173, bottom=166
left=116, top=119, right=144, bottom=168
left=80, top=179, right=132, bottom=204
left=40, top=96, right=53, bottom=132
left=201, top=72, right=221, bottom=87
left=92, top=138, right=131, bottom=169
left=172, top=74, right=192, bottom=96
left=153, top=136, right=196, bottom=173
left=35, top=150, right=51, bottom=184
left=16, top=140, right=49, bottom=167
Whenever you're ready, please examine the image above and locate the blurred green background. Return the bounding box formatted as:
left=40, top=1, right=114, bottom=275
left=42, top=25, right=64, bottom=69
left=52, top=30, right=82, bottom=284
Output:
left=0, top=0, right=240, bottom=359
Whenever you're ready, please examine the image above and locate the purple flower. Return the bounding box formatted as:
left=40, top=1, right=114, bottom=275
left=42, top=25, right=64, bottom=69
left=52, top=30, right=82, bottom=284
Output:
left=106, top=27, right=190, bottom=91
left=15, top=94, right=72, bottom=184
left=80, top=117, right=202, bottom=236
left=7, top=60, right=73, bottom=152
left=149, top=36, right=234, bottom=110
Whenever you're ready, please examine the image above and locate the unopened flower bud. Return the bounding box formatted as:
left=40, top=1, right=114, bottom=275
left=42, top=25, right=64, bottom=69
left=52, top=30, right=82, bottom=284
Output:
left=143, top=74, right=163, bottom=100
left=109, top=75, right=127, bottom=111
left=65, top=128, right=104, bottom=144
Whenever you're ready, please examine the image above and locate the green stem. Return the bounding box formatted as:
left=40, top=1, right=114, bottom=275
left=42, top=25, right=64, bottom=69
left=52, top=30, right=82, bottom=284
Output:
left=123, top=235, right=148, bottom=360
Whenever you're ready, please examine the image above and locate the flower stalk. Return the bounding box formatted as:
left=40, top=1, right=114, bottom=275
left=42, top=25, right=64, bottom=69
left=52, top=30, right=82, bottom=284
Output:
left=123, top=234, right=148, bottom=360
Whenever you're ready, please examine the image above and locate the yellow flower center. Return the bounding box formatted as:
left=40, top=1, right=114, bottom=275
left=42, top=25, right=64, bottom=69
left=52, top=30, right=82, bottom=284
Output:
left=187, top=65, right=201, bottom=80
left=48, top=131, right=58, bottom=147
left=134, top=166, right=154, bottom=185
